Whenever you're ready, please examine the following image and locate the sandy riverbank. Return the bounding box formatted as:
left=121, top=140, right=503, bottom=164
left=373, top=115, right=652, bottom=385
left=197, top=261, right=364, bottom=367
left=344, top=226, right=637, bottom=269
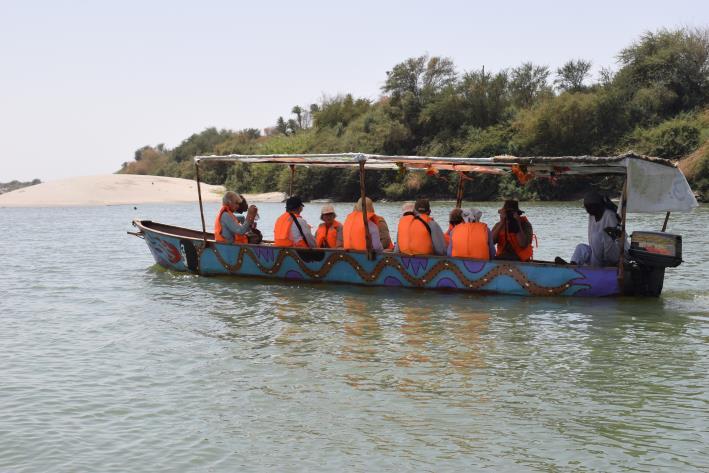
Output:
left=0, top=175, right=286, bottom=207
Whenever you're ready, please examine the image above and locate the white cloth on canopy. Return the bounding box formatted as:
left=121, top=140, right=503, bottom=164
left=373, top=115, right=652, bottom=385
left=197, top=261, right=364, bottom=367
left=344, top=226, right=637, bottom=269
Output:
left=625, top=158, right=698, bottom=213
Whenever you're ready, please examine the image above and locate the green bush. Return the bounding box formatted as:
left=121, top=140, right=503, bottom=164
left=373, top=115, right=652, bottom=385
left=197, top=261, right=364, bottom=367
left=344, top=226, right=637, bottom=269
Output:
left=687, top=144, right=709, bottom=200
left=457, top=125, right=512, bottom=157
left=497, top=174, right=539, bottom=200
left=383, top=182, right=407, bottom=200
left=626, top=115, right=701, bottom=158
left=511, top=91, right=626, bottom=155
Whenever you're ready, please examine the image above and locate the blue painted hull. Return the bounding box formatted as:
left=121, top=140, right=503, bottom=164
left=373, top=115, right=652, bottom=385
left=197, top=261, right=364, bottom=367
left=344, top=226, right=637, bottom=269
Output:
left=135, top=220, right=621, bottom=297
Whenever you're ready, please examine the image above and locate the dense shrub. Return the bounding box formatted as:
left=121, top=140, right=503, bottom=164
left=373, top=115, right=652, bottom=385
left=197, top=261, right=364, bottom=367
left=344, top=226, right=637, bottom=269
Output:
left=627, top=115, right=701, bottom=158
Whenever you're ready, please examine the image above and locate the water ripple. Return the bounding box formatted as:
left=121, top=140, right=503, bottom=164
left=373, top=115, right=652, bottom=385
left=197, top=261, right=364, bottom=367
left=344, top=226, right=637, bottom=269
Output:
left=0, top=203, right=708, bottom=472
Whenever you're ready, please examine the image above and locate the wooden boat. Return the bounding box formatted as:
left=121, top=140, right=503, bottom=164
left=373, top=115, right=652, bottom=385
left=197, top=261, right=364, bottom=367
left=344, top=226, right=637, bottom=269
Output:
left=130, top=153, right=698, bottom=297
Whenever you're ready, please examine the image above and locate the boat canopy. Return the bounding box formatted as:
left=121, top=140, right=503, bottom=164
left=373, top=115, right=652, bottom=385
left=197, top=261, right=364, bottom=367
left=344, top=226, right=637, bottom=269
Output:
left=194, top=152, right=698, bottom=213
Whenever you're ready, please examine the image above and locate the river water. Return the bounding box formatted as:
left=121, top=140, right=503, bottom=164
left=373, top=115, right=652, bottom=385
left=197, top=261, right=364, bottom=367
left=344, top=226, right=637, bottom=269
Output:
left=1, top=202, right=707, bottom=472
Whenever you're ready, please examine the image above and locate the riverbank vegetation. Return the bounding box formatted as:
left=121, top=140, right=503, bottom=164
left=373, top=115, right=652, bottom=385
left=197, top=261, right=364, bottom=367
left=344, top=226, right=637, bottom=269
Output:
left=119, top=27, right=709, bottom=201
left=0, top=179, right=41, bottom=194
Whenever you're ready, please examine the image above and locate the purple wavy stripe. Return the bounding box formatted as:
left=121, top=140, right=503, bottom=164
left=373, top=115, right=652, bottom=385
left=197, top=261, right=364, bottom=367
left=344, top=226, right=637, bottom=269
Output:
left=384, top=276, right=403, bottom=286
left=285, top=270, right=304, bottom=280
left=463, top=261, right=486, bottom=274
left=436, top=277, right=459, bottom=288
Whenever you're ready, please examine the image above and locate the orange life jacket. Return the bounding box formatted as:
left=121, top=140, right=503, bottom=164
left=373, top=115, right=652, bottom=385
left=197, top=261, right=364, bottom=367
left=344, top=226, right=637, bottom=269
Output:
left=397, top=213, right=434, bottom=255
left=274, top=212, right=309, bottom=248
left=214, top=206, right=248, bottom=244
left=495, top=216, right=534, bottom=262
left=451, top=222, right=490, bottom=259
left=315, top=221, right=342, bottom=248
left=343, top=211, right=377, bottom=250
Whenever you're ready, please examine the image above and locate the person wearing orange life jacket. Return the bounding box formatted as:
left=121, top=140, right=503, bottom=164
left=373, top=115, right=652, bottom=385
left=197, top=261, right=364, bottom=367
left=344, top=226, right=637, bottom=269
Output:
left=392, top=202, right=415, bottom=252
left=273, top=196, right=316, bottom=248
left=443, top=208, right=464, bottom=247
left=396, top=199, right=446, bottom=255
left=315, top=204, right=343, bottom=248
left=214, top=191, right=258, bottom=244
left=342, top=197, right=384, bottom=252
left=447, top=208, right=495, bottom=259
left=491, top=200, right=534, bottom=262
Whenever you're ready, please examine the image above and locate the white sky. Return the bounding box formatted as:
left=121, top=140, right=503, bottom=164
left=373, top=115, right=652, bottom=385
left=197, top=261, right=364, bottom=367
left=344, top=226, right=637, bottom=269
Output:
left=1, top=0, right=707, bottom=181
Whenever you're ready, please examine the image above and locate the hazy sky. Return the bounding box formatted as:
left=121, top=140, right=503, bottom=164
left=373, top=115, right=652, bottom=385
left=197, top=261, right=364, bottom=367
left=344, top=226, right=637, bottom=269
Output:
left=1, top=0, right=707, bottom=181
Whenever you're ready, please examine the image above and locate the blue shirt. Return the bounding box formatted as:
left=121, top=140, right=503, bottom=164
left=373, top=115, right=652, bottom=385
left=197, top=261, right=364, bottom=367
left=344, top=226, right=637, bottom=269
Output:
left=220, top=212, right=250, bottom=242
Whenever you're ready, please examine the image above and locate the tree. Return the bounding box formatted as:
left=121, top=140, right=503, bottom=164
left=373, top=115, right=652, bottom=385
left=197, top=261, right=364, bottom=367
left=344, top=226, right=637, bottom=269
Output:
left=509, top=62, right=552, bottom=108
left=598, top=67, right=615, bottom=87
left=459, top=67, right=511, bottom=127
left=170, top=128, right=234, bottom=163
left=555, top=59, right=592, bottom=92
left=276, top=116, right=288, bottom=135
left=312, top=94, right=371, bottom=128
left=291, top=105, right=303, bottom=128
left=287, top=118, right=299, bottom=135
left=382, top=55, right=457, bottom=99
left=615, top=27, right=709, bottom=116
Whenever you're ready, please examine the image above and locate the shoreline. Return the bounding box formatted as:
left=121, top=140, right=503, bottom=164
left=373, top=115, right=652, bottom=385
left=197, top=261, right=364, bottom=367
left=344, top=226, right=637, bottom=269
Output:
left=0, top=174, right=286, bottom=208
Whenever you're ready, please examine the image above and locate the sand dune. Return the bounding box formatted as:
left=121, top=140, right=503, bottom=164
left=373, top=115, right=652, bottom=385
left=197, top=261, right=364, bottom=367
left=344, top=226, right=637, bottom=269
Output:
left=0, top=174, right=286, bottom=207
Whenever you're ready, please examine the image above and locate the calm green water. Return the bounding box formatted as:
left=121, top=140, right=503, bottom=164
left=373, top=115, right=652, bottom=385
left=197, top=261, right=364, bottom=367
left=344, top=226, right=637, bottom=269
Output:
left=1, top=202, right=707, bottom=472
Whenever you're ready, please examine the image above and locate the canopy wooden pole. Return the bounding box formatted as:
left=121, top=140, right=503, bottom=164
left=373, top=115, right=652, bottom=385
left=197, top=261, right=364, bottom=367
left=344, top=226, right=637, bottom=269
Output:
left=455, top=172, right=465, bottom=208
left=289, top=164, right=296, bottom=196
left=617, top=178, right=628, bottom=285
left=195, top=161, right=208, bottom=247
left=359, top=160, right=374, bottom=260
left=661, top=212, right=671, bottom=232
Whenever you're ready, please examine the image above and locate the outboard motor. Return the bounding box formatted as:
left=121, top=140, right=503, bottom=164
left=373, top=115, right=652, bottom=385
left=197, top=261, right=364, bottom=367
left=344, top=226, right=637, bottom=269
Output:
left=624, top=231, right=683, bottom=296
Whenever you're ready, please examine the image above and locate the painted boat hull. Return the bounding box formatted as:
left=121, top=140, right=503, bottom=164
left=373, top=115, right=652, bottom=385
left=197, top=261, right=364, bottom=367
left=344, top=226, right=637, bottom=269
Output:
left=134, top=220, right=622, bottom=297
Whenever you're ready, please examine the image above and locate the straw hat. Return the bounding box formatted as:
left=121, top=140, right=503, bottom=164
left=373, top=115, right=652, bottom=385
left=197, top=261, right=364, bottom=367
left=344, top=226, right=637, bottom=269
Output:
left=320, top=204, right=336, bottom=215
left=354, top=197, right=374, bottom=212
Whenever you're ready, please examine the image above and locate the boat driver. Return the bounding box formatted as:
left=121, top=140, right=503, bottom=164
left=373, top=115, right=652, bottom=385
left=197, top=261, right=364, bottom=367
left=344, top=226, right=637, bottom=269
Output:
left=560, top=191, right=627, bottom=267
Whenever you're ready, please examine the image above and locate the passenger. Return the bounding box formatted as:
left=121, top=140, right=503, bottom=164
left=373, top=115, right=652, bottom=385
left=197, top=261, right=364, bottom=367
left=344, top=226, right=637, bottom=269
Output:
left=342, top=197, right=384, bottom=252
left=444, top=208, right=464, bottom=247
left=491, top=200, right=534, bottom=262
left=393, top=202, right=415, bottom=253
left=314, top=204, right=343, bottom=248
left=447, top=208, right=494, bottom=259
left=396, top=198, right=446, bottom=256
left=562, top=191, right=627, bottom=267
left=273, top=196, right=316, bottom=248
left=214, top=191, right=258, bottom=244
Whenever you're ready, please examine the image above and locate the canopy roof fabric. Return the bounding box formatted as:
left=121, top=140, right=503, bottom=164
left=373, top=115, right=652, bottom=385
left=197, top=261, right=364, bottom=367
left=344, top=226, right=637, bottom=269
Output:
left=195, top=152, right=674, bottom=175
left=194, top=152, right=697, bottom=213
